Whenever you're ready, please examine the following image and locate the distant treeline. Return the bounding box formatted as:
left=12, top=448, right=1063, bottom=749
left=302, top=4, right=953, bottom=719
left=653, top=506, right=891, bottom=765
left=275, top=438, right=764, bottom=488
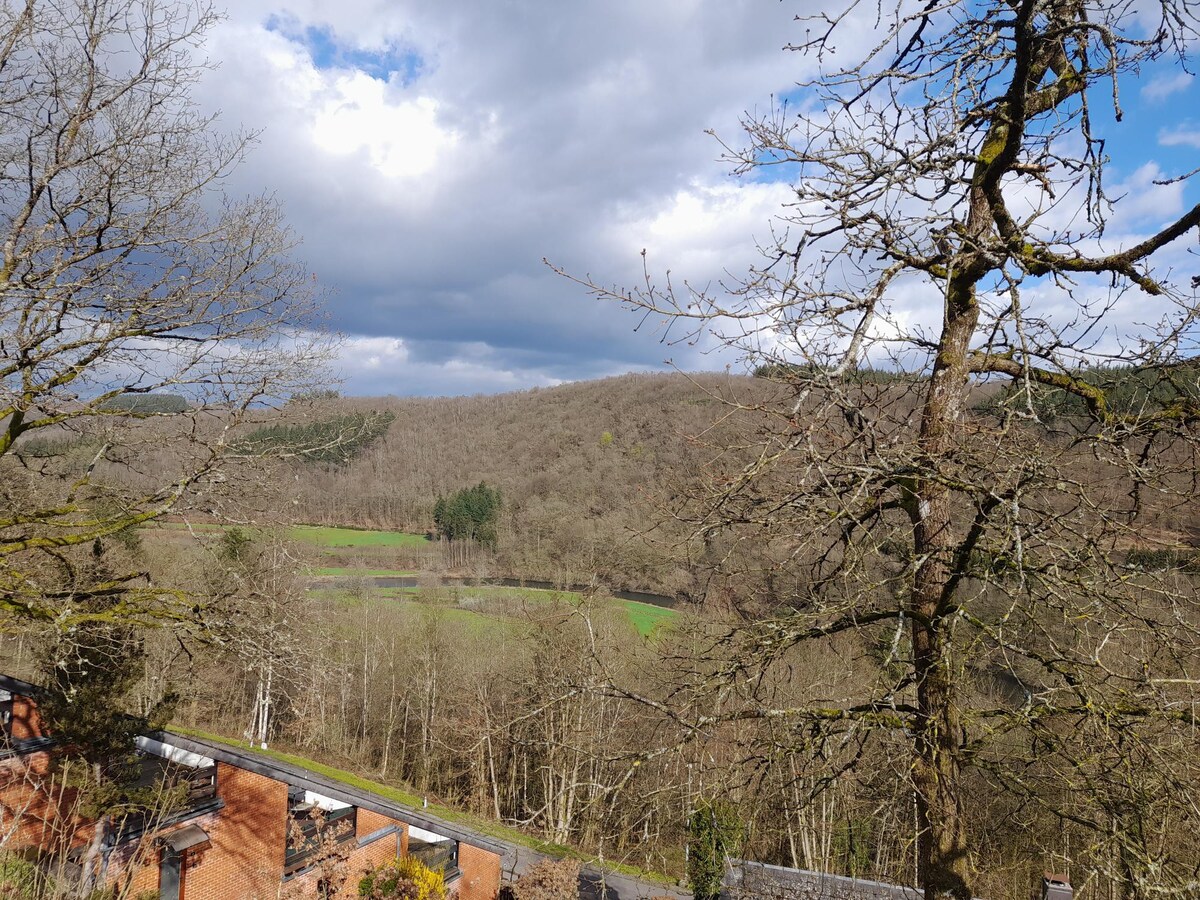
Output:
left=13, top=434, right=103, bottom=459
left=978, top=362, right=1200, bottom=421
left=168, top=365, right=1200, bottom=594
left=754, top=360, right=1200, bottom=425
left=100, top=393, right=190, bottom=413
left=753, top=362, right=924, bottom=384
left=237, top=411, right=395, bottom=464
left=238, top=372, right=754, bottom=595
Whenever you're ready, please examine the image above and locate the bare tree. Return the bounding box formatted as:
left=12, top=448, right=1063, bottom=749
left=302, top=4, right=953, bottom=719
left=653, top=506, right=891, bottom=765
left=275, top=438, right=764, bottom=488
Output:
left=0, top=0, right=332, bottom=628
left=199, top=527, right=310, bottom=749
left=559, top=2, right=1200, bottom=898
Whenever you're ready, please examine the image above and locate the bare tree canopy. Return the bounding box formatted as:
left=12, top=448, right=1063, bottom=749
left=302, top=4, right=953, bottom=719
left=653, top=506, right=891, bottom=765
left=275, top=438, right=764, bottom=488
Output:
left=0, top=0, right=333, bottom=627
left=563, top=2, right=1200, bottom=899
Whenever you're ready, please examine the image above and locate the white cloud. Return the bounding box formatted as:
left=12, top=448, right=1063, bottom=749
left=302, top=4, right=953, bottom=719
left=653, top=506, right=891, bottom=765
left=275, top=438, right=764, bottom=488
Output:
left=332, top=335, right=568, bottom=396
left=633, top=180, right=794, bottom=270
left=237, top=26, right=458, bottom=183
left=1108, top=161, right=1185, bottom=226
left=311, top=75, right=456, bottom=179
left=338, top=336, right=409, bottom=371
left=177, top=3, right=1196, bottom=396
left=1158, top=123, right=1200, bottom=149
left=1142, top=71, right=1193, bottom=101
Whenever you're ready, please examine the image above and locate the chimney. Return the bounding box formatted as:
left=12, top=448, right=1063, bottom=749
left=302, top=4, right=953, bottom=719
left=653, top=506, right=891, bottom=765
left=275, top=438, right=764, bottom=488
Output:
left=1042, top=874, right=1073, bottom=900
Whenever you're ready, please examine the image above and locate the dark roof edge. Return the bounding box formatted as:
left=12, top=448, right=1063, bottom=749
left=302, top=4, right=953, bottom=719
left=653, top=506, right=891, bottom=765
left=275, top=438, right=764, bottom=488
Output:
left=0, top=736, right=56, bottom=759
left=0, top=673, right=46, bottom=699
left=156, top=730, right=510, bottom=859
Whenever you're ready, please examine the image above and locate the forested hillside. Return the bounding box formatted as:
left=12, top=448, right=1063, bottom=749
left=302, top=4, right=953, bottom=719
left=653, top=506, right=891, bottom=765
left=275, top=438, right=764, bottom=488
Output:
left=266, top=372, right=773, bottom=596
left=8, top=366, right=1200, bottom=900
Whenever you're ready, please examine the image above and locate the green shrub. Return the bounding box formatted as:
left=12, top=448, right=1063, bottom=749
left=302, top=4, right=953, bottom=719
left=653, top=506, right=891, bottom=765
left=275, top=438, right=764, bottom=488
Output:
left=359, top=857, right=446, bottom=900
left=433, top=482, right=502, bottom=549
left=832, top=816, right=874, bottom=877
left=98, top=393, right=189, bottom=413
left=13, top=435, right=103, bottom=459
left=753, top=362, right=924, bottom=384
left=0, top=854, right=39, bottom=898
left=976, top=362, right=1200, bottom=423
left=1126, top=547, right=1200, bottom=572
left=687, top=799, right=742, bottom=900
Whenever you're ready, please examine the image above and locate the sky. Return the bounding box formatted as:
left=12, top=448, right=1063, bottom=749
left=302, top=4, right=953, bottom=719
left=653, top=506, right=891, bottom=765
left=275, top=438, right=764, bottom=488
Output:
left=191, top=1, right=1200, bottom=397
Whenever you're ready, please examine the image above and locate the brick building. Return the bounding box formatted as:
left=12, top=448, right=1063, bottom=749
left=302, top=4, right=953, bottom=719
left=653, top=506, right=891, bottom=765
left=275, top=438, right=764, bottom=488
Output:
left=0, top=674, right=504, bottom=900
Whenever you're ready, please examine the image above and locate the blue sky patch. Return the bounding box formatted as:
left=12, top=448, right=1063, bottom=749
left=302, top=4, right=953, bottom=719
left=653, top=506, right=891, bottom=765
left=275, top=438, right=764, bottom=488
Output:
left=265, top=14, right=424, bottom=84
left=736, top=63, right=1198, bottom=212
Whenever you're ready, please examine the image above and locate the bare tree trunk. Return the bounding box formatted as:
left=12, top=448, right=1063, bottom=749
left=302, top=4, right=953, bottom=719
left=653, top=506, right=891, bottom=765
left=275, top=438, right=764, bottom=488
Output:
left=381, top=649, right=397, bottom=777
left=908, top=274, right=981, bottom=900
left=79, top=759, right=110, bottom=898
left=481, top=689, right=503, bottom=820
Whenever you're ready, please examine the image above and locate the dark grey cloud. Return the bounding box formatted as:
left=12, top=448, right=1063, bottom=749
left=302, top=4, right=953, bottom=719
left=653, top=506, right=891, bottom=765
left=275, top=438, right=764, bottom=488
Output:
left=194, top=2, right=1197, bottom=396
left=191, top=0, right=807, bottom=394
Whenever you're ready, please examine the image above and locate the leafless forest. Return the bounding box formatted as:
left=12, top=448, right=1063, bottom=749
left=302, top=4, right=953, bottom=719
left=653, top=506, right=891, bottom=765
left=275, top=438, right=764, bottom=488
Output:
left=8, top=371, right=1199, bottom=900
left=268, top=372, right=767, bottom=596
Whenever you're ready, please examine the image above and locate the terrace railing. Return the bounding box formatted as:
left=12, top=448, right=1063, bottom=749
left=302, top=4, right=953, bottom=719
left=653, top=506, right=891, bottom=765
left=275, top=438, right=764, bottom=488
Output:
left=284, top=805, right=356, bottom=875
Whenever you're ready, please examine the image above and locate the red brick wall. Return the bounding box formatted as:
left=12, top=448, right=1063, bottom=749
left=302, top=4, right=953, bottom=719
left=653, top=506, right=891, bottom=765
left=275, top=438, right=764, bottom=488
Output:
left=114, top=809, right=223, bottom=898
left=285, top=814, right=501, bottom=900
left=0, top=749, right=87, bottom=854
left=455, top=842, right=501, bottom=900
left=357, top=808, right=401, bottom=838
left=283, top=808, right=407, bottom=897
left=350, top=809, right=406, bottom=879
left=9, top=695, right=45, bottom=740
left=107, top=772, right=412, bottom=900
left=113, top=763, right=290, bottom=900
left=0, top=696, right=87, bottom=857
left=182, top=761, right=290, bottom=900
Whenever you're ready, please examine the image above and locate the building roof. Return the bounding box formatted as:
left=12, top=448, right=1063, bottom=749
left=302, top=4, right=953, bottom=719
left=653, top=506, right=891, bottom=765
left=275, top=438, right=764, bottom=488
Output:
left=0, top=673, right=45, bottom=699
left=155, top=729, right=510, bottom=859
left=0, top=673, right=508, bottom=860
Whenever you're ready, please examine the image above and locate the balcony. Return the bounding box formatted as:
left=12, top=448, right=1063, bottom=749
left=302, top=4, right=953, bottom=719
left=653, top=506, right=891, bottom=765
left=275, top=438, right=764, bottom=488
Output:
left=111, top=738, right=222, bottom=842
left=407, top=826, right=461, bottom=881
left=284, top=789, right=357, bottom=875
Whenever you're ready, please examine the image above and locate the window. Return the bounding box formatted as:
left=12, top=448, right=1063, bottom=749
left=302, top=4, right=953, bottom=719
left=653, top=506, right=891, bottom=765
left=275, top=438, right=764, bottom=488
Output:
left=284, top=789, right=356, bottom=875
left=0, top=690, right=13, bottom=743
left=132, top=737, right=218, bottom=804
left=407, top=826, right=460, bottom=879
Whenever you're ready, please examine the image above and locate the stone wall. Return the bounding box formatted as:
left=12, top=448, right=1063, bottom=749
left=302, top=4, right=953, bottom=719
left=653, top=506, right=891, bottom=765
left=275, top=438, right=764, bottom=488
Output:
left=724, top=861, right=922, bottom=900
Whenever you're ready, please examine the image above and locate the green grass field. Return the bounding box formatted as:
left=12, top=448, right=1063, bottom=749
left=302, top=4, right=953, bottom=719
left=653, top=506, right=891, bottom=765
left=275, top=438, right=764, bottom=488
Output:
left=436, top=585, right=678, bottom=637
left=286, top=525, right=431, bottom=548
left=311, top=581, right=677, bottom=637
left=308, top=589, right=506, bottom=637
left=437, top=585, right=585, bottom=604
left=152, top=521, right=677, bottom=636
left=310, top=567, right=417, bottom=577
left=619, top=600, right=677, bottom=636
